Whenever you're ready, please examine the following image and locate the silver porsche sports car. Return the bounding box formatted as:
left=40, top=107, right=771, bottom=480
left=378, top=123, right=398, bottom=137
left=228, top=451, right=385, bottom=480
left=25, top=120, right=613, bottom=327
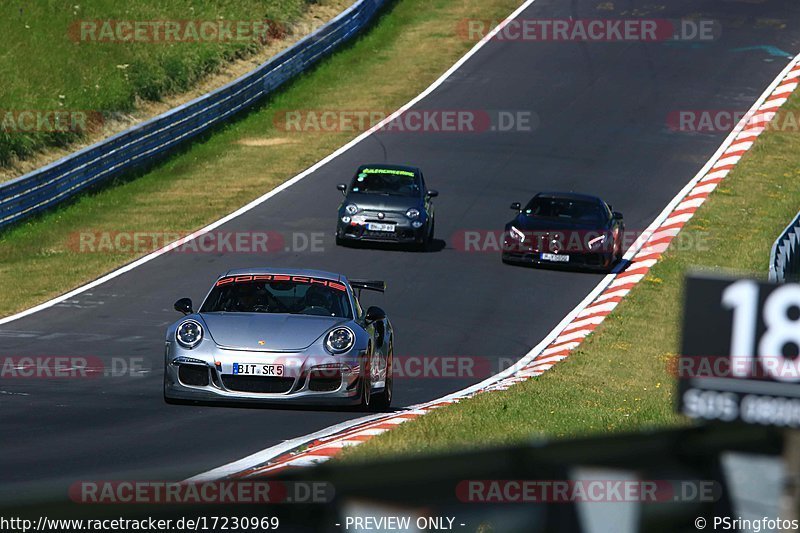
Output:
left=163, top=268, right=393, bottom=409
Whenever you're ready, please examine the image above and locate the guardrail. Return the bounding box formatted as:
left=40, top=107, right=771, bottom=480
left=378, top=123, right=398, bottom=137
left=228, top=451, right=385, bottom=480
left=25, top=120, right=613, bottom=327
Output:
left=0, top=0, right=387, bottom=230
left=769, top=211, right=800, bottom=282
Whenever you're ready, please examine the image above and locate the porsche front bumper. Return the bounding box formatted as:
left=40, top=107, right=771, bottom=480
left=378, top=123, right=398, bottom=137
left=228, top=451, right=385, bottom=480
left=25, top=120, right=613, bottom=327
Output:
left=163, top=343, right=365, bottom=405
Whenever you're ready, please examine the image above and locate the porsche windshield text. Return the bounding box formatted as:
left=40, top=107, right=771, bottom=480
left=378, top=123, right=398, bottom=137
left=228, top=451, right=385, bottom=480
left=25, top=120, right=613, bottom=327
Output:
left=201, top=276, right=352, bottom=318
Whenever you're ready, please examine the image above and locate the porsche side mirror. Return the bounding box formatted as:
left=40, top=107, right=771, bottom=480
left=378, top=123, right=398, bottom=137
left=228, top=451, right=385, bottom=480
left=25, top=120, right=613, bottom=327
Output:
left=174, top=298, right=193, bottom=315
left=365, top=306, right=386, bottom=323
left=337, top=184, right=347, bottom=196
left=510, top=202, right=521, bottom=211
left=613, top=211, right=624, bottom=220
left=426, top=190, right=439, bottom=198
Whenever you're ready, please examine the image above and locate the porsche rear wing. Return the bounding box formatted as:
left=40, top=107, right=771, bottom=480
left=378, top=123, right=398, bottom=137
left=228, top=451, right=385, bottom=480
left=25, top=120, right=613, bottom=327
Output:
left=349, top=280, right=386, bottom=294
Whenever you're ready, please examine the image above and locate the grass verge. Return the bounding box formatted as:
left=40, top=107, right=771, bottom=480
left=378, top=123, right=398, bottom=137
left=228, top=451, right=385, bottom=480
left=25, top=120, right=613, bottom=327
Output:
left=0, top=0, right=521, bottom=317
left=1, top=0, right=325, bottom=169
left=339, top=92, right=800, bottom=462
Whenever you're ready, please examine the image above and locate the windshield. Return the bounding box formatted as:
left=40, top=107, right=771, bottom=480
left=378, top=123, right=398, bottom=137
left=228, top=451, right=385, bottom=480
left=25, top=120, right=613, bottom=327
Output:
left=523, top=197, right=607, bottom=225
left=350, top=168, right=421, bottom=197
left=201, top=277, right=352, bottom=318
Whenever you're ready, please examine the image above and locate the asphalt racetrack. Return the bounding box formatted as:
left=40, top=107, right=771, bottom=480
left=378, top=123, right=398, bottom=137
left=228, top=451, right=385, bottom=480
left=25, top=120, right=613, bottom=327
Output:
left=2, top=0, right=799, bottom=498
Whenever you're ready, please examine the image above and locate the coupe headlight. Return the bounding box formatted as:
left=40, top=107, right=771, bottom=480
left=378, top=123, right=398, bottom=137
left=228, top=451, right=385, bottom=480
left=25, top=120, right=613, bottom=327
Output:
left=406, top=208, right=420, bottom=219
left=176, top=320, right=203, bottom=349
left=588, top=235, right=607, bottom=250
left=325, top=327, right=355, bottom=354
left=345, top=204, right=359, bottom=215
left=509, top=226, right=525, bottom=243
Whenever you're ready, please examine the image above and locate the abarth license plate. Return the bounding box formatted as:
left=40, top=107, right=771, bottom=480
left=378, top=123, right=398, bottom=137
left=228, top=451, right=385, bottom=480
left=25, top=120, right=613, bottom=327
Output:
left=367, top=223, right=395, bottom=232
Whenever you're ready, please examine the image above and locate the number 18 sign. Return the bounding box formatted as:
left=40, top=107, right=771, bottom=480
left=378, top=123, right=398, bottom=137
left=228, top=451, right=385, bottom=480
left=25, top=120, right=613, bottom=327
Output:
left=678, top=274, right=800, bottom=427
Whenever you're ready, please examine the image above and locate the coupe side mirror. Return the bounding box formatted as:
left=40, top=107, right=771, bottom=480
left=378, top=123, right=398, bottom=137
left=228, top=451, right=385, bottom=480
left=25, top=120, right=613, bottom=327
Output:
left=174, top=298, right=193, bottom=315
left=337, top=184, right=347, bottom=196
left=365, top=306, right=386, bottom=323
left=612, top=211, right=624, bottom=220
left=510, top=202, right=521, bottom=211
left=426, top=190, right=439, bottom=198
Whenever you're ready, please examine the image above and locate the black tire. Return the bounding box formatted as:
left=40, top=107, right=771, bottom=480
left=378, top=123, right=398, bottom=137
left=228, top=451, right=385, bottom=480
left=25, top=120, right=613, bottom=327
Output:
left=608, top=237, right=622, bottom=272
left=357, top=347, right=372, bottom=410
left=164, top=394, right=185, bottom=405
left=614, top=226, right=625, bottom=264
left=370, top=345, right=393, bottom=411
left=163, top=373, right=171, bottom=403
left=416, top=220, right=433, bottom=252
left=163, top=372, right=183, bottom=405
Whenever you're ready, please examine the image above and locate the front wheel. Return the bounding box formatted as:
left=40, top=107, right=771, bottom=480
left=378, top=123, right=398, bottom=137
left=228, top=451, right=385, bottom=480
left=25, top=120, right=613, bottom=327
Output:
left=609, top=236, right=623, bottom=270
left=164, top=373, right=184, bottom=405
left=357, top=347, right=372, bottom=410
left=370, top=345, right=393, bottom=411
left=416, top=220, right=434, bottom=252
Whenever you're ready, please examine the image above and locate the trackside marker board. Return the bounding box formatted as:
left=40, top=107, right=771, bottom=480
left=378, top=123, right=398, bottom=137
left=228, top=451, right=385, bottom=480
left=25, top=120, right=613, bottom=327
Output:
left=678, top=274, right=800, bottom=427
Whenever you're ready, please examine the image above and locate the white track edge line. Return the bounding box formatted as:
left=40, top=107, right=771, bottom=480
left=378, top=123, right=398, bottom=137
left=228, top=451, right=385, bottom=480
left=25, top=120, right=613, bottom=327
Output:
left=186, top=411, right=393, bottom=482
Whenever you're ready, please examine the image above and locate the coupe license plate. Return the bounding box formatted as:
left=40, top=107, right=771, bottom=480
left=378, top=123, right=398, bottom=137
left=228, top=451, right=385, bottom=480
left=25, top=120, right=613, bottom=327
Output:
left=541, top=253, right=570, bottom=263
left=232, top=363, right=284, bottom=377
left=367, top=222, right=395, bottom=232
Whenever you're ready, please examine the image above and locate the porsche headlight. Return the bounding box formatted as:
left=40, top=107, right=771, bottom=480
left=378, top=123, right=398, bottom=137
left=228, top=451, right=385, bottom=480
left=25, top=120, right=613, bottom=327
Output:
left=176, top=320, right=203, bottom=349
left=345, top=204, right=359, bottom=215
left=509, top=225, right=525, bottom=243
left=588, top=235, right=607, bottom=250
left=406, top=208, right=420, bottom=219
left=325, top=327, right=355, bottom=354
